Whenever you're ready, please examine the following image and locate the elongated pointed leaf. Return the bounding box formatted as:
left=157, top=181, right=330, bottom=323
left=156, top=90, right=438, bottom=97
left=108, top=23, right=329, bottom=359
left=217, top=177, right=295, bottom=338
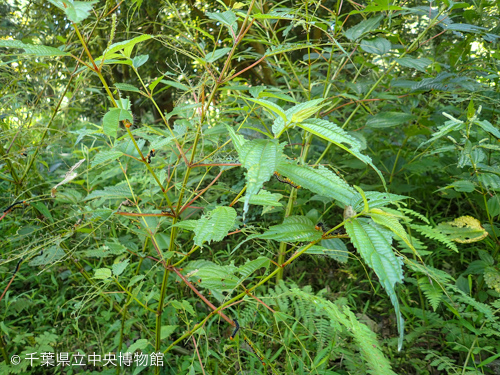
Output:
left=239, top=139, right=285, bottom=219
left=0, top=39, right=69, bottom=56
left=258, top=216, right=322, bottom=242
left=345, top=218, right=404, bottom=351
left=296, top=119, right=385, bottom=187
left=276, top=163, right=355, bottom=206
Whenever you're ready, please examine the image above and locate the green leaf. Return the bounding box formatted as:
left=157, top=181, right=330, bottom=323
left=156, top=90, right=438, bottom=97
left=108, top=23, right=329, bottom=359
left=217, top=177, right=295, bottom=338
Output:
left=238, top=190, right=283, bottom=207
left=276, top=163, right=355, bottom=206
left=0, top=39, right=69, bottom=56
left=258, top=216, right=322, bottom=242
left=396, top=57, right=432, bottom=72
left=344, top=15, right=383, bottom=41
left=102, top=108, right=133, bottom=139
left=305, top=240, right=349, bottom=263
left=160, top=326, right=178, bottom=340
left=160, top=79, right=190, bottom=91
left=94, top=268, right=112, bottom=280
left=204, top=47, right=232, bottom=63
left=243, top=98, right=287, bottom=124
left=193, top=206, right=237, bottom=247
left=47, top=0, right=98, bottom=23
left=296, top=119, right=384, bottom=184
left=239, top=139, right=285, bottom=219
left=112, top=259, right=129, bottom=276
left=366, top=112, right=416, bottom=128
left=350, top=191, right=409, bottom=212
left=438, top=180, right=476, bottom=193
left=84, top=184, right=132, bottom=201
left=101, top=35, right=153, bottom=60
left=345, top=218, right=404, bottom=351
left=206, top=10, right=238, bottom=28
left=360, top=37, right=391, bottom=55
left=132, top=54, right=149, bottom=69
left=226, top=125, right=246, bottom=154
left=238, top=257, right=270, bottom=281
left=91, top=150, right=123, bottom=167
left=31, top=202, right=54, bottom=223
left=126, top=339, right=149, bottom=354
left=115, top=83, right=140, bottom=93
left=289, top=99, right=326, bottom=124
left=474, top=119, right=500, bottom=139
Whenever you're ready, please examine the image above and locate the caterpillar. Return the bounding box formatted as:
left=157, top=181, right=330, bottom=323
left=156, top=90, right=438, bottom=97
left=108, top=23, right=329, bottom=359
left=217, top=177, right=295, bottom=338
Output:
left=3, top=201, right=26, bottom=213
left=315, top=222, right=327, bottom=232
left=273, top=172, right=301, bottom=189
left=146, top=149, right=156, bottom=164
left=230, top=319, right=240, bottom=340
left=14, top=258, right=23, bottom=274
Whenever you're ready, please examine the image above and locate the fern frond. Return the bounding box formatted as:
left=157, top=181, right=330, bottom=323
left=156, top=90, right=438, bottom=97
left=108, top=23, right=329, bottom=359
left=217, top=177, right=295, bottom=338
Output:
left=410, top=224, right=458, bottom=252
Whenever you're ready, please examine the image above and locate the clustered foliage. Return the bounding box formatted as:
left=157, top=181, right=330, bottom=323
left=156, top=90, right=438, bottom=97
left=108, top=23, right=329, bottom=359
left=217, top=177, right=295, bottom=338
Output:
left=1, top=0, right=499, bottom=374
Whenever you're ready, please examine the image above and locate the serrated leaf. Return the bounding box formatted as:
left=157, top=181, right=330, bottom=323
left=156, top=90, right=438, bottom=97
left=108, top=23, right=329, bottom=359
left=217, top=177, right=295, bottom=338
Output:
left=193, top=206, right=237, bottom=247
left=94, top=268, right=112, bottom=280
left=204, top=47, right=232, bottom=63
left=360, top=37, right=391, bottom=55
left=226, top=125, right=246, bottom=154
left=289, top=99, right=326, bottom=124
left=305, top=240, right=349, bottom=263
left=91, top=150, right=123, bottom=167
left=369, top=208, right=416, bottom=256
left=239, top=139, right=284, bottom=218
left=396, top=57, right=432, bottom=72
left=238, top=257, right=270, bottom=281
left=344, top=15, right=383, bottom=41
left=84, top=184, right=132, bottom=201
left=276, top=163, right=355, bottom=206
left=296, top=119, right=384, bottom=184
left=366, top=112, right=416, bottom=128
left=47, top=0, right=98, bottom=23
left=350, top=191, right=409, bottom=212
left=115, top=83, right=140, bottom=93
left=474, top=119, right=500, bottom=139
left=237, top=190, right=283, bottom=206
left=173, top=220, right=198, bottom=231
left=258, top=216, right=322, bottom=242
left=0, top=39, right=69, bottom=56
left=160, top=79, right=189, bottom=91
left=112, top=259, right=129, bottom=276
left=345, top=218, right=404, bottom=351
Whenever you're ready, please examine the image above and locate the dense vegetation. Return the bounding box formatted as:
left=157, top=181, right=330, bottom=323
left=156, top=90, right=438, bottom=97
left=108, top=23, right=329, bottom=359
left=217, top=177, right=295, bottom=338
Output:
left=1, top=0, right=500, bottom=374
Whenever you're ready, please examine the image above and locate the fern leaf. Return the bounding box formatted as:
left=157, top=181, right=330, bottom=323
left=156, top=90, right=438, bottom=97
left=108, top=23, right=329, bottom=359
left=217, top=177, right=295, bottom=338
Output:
left=410, top=224, right=458, bottom=252
left=345, top=218, right=405, bottom=351
left=418, top=277, right=444, bottom=311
